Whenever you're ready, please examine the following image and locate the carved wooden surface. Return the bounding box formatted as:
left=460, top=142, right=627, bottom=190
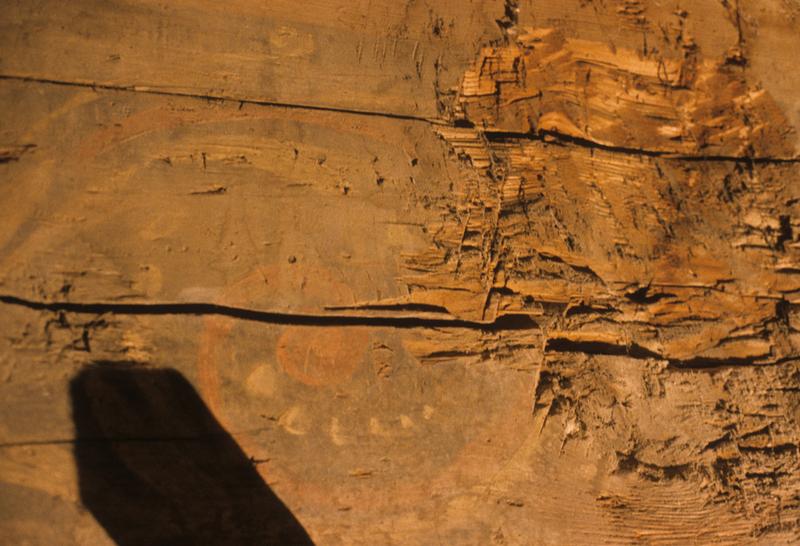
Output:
left=2, top=1, right=800, bottom=544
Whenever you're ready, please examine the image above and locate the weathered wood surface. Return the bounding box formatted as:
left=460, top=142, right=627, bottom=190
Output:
left=2, top=0, right=799, bottom=132
left=0, top=78, right=447, bottom=310
left=2, top=1, right=800, bottom=544
left=0, top=0, right=504, bottom=118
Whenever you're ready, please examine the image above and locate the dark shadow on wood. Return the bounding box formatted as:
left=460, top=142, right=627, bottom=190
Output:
left=70, top=363, right=314, bottom=545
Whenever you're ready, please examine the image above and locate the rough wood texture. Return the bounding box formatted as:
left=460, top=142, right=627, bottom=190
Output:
left=0, top=0, right=503, bottom=117
left=2, top=1, right=800, bottom=544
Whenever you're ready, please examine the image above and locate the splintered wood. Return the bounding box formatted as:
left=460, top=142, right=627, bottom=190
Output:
left=2, top=1, right=800, bottom=544
left=454, top=27, right=795, bottom=157
left=395, top=27, right=800, bottom=368
left=362, top=22, right=800, bottom=541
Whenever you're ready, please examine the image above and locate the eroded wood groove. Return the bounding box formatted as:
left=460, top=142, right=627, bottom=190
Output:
left=0, top=74, right=435, bottom=124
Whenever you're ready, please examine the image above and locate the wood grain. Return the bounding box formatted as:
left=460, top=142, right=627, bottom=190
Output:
left=2, top=1, right=800, bottom=544
left=0, top=0, right=503, bottom=118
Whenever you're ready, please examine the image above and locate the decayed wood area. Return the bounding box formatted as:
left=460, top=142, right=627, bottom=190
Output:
left=1, top=0, right=800, bottom=544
